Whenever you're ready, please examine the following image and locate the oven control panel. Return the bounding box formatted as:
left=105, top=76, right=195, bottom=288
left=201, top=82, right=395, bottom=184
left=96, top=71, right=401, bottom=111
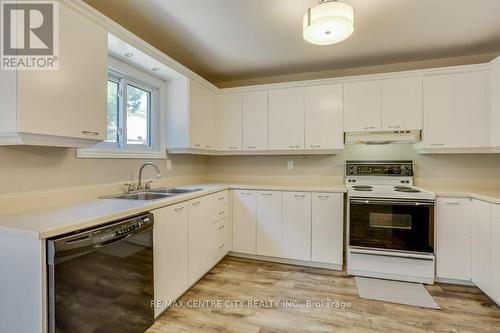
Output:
left=346, top=161, right=413, bottom=176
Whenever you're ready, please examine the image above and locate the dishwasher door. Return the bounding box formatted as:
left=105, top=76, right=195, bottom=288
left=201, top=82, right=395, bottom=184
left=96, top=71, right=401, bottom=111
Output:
left=47, top=214, right=154, bottom=333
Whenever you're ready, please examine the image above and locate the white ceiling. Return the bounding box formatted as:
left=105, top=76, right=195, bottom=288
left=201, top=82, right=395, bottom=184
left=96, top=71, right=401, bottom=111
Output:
left=85, top=0, right=500, bottom=85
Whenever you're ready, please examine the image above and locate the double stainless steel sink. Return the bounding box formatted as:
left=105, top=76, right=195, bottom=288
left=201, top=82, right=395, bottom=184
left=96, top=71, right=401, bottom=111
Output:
left=102, top=188, right=202, bottom=201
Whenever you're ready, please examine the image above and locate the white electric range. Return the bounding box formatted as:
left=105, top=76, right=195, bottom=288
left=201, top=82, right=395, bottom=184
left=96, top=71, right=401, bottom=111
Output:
left=345, top=160, right=436, bottom=284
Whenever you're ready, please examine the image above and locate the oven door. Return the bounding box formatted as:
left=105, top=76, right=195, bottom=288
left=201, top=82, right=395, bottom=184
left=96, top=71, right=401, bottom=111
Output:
left=349, top=198, right=434, bottom=254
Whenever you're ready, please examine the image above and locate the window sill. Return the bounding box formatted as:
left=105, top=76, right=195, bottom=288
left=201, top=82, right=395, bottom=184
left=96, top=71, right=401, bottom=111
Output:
left=76, top=148, right=166, bottom=159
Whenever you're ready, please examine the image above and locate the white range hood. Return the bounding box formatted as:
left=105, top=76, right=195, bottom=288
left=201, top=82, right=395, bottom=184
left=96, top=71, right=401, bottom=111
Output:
left=345, top=130, right=421, bottom=145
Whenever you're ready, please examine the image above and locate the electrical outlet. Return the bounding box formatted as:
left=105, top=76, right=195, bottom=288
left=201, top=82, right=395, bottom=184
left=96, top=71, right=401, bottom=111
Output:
left=166, top=159, right=172, bottom=170
left=287, top=160, right=294, bottom=170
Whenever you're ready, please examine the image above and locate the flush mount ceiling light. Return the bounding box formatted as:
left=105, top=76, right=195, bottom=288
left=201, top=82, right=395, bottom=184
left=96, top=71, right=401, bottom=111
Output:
left=303, top=0, right=355, bottom=45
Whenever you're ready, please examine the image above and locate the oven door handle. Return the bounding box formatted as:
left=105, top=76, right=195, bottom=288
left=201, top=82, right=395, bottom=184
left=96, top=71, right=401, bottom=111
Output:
left=350, top=199, right=434, bottom=206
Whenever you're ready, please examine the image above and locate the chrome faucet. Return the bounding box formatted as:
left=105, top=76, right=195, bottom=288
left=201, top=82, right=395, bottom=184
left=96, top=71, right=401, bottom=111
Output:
left=137, top=162, right=161, bottom=191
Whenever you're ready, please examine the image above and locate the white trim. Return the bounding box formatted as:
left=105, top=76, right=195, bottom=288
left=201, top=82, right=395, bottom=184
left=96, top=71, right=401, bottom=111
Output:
left=0, top=132, right=101, bottom=148
left=167, top=148, right=342, bottom=156
left=76, top=148, right=166, bottom=159
left=77, top=57, right=167, bottom=159
left=228, top=252, right=343, bottom=271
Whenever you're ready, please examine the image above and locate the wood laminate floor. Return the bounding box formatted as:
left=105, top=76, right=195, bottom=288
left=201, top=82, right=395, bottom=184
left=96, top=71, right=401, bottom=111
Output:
left=148, top=256, right=500, bottom=333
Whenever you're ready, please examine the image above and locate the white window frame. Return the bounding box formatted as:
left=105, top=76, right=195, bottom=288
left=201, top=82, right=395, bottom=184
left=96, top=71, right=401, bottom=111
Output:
left=77, top=57, right=166, bottom=159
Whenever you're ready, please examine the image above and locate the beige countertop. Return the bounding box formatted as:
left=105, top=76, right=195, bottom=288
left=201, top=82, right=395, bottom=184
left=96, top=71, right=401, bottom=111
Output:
left=421, top=186, right=500, bottom=205
left=0, top=183, right=347, bottom=240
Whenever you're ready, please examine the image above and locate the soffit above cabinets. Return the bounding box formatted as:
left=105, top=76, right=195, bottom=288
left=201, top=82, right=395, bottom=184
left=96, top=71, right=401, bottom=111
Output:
left=83, top=0, right=500, bottom=85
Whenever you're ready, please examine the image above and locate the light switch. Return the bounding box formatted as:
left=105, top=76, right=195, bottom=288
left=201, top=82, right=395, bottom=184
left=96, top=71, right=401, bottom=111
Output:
left=166, top=159, right=172, bottom=170
left=287, top=160, right=294, bottom=170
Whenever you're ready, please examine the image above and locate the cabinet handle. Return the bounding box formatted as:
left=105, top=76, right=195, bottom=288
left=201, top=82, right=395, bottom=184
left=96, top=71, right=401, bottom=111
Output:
left=240, top=192, right=252, bottom=196
left=431, top=143, right=444, bottom=147
left=218, top=210, right=225, bottom=215
left=261, top=193, right=273, bottom=197
left=363, top=126, right=376, bottom=130
left=318, top=195, right=330, bottom=199
left=218, top=196, right=225, bottom=201
left=219, top=225, right=225, bottom=230
left=205, top=145, right=212, bottom=149
left=289, top=145, right=300, bottom=149
left=192, top=201, right=201, bottom=206
left=388, top=126, right=400, bottom=129
left=294, top=194, right=306, bottom=199
left=194, top=144, right=201, bottom=147
left=82, top=130, right=99, bottom=136
left=228, top=146, right=239, bottom=150
left=310, top=145, right=321, bottom=148
left=218, top=243, right=225, bottom=249
left=246, top=146, right=257, bottom=149
left=444, top=201, right=461, bottom=205
left=174, top=206, right=185, bottom=212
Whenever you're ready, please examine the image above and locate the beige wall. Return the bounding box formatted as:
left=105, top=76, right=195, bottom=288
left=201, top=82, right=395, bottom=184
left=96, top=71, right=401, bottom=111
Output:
left=0, top=146, right=208, bottom=195
left=207, top=144, right=500, bottom=189
left=2, top=144, right=500, bottom=197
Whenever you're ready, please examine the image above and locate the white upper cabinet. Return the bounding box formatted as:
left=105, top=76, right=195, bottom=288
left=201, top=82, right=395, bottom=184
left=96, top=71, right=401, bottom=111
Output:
left=242, top=91, right=269, bottom=151
left=436, top=198, right=472, bottom=281
left=269, top=88, right=305, bottom=150
left=216, top=93, right=243, bottom=151
left=492, top=61, right=500, bottom=148
left=381, top=77, right=422, bottom=131
left=0, top=3, right=107, bottom=147
left=421, top=71, right=491, bottom=149
left=305, top=84, right=344, bottom=150
left=344, top=81, right=382, bottom=132
left=472, top=199, right=492, bottom=295
left=189, top=79, right=216, bottom=150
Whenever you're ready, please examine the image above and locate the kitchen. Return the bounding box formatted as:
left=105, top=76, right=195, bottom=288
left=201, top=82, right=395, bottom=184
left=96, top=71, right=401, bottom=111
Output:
left=1, top=0, right=500, bottom=332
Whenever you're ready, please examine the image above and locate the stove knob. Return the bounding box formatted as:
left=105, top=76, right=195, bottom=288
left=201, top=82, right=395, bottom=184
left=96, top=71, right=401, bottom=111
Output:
left=392, top=167, right=401, bottom=174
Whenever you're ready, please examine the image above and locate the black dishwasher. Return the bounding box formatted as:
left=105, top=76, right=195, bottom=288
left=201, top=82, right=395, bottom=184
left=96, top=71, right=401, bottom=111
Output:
left=47, top=213, right=154, bottom=333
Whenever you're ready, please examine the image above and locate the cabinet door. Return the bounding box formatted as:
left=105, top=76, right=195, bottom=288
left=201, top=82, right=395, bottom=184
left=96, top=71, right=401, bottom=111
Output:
left=256, top=191, right=282, bottom=258
left=305, top=85, right=344, bottom=150
left=422, top=71, right=491, bottom=149
left=344, top=81, right=381, bottom=132
left=188, top=197, right=212, bottom=285
left=311, top=193, right=343, bottom=265
left=436, top=198, right=472, bottom=281
left=282, top=192, right=312, bottom=261
left=153, top=203, right=188, bottom=317
left=18, top=3, right=107, bottom=140
left=243, top=91, right=269, bottom=151
left=491, top=204, right=500, bottom=305
left=472, top=199, right=491, bottom=294
left=216, top=93, right=242, bottom=151
left=492, top=64, right=500, bottom=147
left=189, top=79, right=215, bottom=150
left=381, top=77, right=422, bottom=131
left=269, top=88, right=305, bottom=150
left=232, top=190, right=257, bottom=254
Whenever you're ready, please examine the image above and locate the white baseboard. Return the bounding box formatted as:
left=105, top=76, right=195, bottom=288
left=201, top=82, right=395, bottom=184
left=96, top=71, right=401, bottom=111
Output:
left=435, top=277, right=475, bottom=286
left=228, top=252, right=343, bottom=271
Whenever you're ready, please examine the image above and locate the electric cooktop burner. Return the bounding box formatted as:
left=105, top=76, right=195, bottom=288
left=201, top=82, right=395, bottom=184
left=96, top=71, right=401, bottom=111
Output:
left=352, top=185, right=373, bottom=191
left=394, top=186, right=421, bottom=193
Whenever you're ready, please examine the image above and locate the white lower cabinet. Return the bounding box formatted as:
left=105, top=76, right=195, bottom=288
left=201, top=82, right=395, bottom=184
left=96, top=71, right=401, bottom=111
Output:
left=188, top=191, right=230, bottom=286
left=490, top=204, right=500, bottom=304
left=232, top=190, right=257, bottom=254
left=153, top=203, right=188, bottom=318
left=256, top=191, right=283, bottom=257
left=282, top=192, right=312, bottom=261
left=311, top=193, right=343, bottom=265
left=472, top=199, right=492, bottom=295
left=436, top=198, right=472, bottom=281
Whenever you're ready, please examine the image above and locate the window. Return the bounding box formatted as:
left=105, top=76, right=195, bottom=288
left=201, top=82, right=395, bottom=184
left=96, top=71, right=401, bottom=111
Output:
left=78, top=58, right=165, bottom=159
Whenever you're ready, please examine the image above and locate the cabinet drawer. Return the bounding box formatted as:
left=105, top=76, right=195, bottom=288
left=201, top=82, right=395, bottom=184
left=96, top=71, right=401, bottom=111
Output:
left=212, top=191, right=229, bottom=206
left=213, top=203, right=229, bottom=222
